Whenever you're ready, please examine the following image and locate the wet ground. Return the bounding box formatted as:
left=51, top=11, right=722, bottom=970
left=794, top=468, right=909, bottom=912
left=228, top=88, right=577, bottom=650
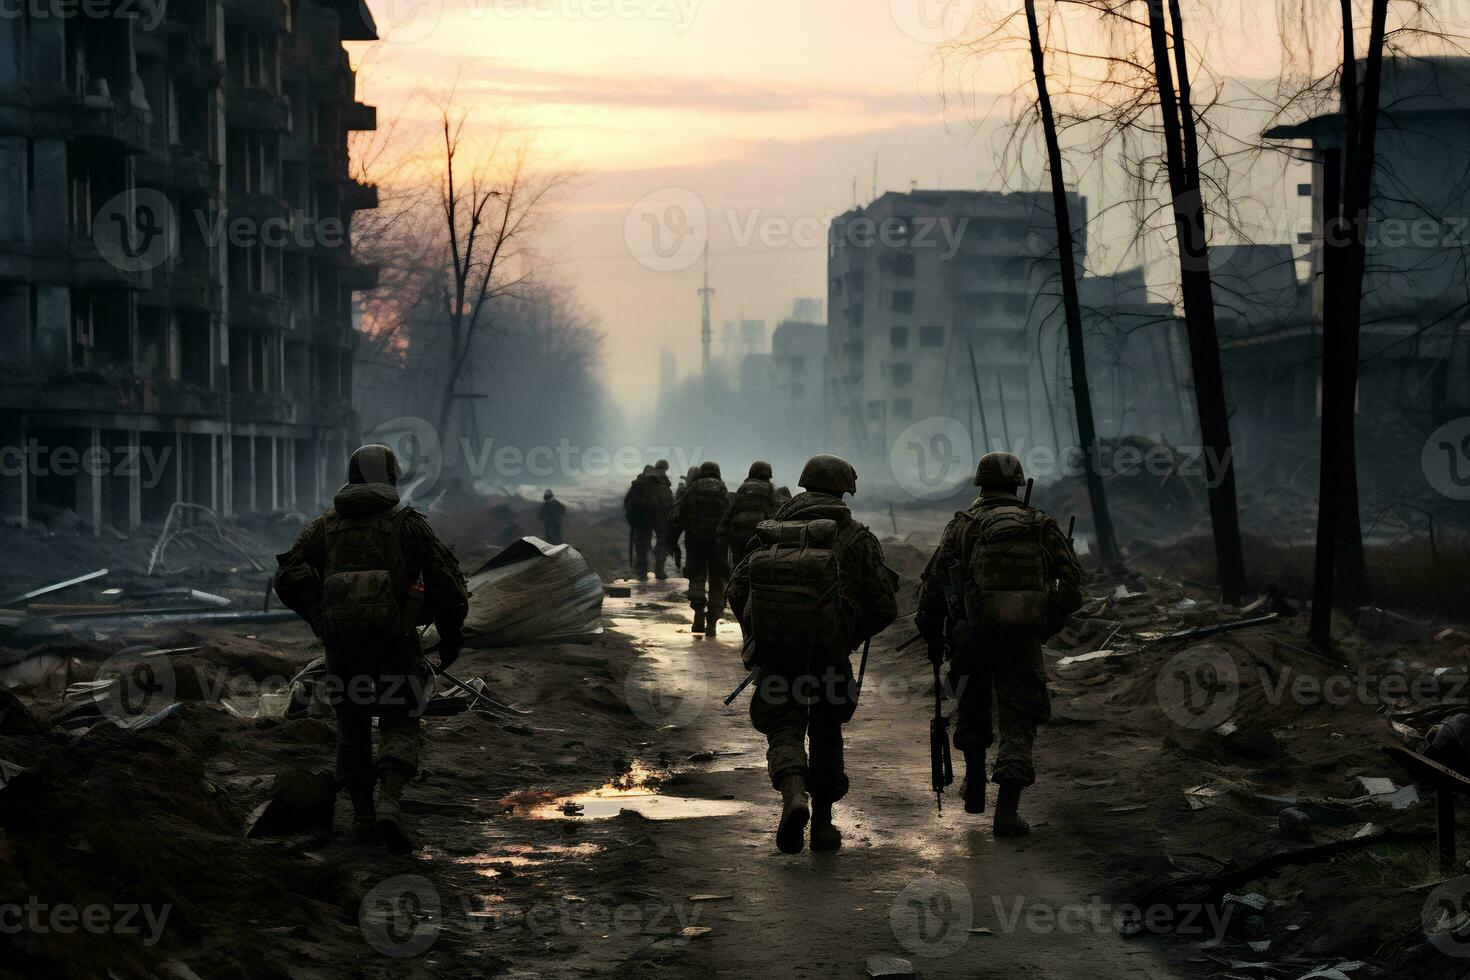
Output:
left=364, top=577, right=1179, bottom=977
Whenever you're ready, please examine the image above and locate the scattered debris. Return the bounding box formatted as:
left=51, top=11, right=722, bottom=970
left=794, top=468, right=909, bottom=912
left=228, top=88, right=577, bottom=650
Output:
left=245, top=769, right=337, bottom=838
left=0, top=568, right=110, bottom=607
left=1153, top=614, right=1280, bottom=643
left=866, top=955, right=915, bottom=978
left=1277, top=807, right=1312, bottom=841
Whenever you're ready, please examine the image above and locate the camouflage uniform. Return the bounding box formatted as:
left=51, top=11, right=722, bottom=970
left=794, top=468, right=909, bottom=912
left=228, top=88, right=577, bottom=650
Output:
left=650, top=471, right=676, bottom=580
left=667, top=462, right=731, bottom=633
left=728, top=491, right=898, bottom=815
left=538, top=491, right=567, bottom=545
left=275, top=446, right=469, bottom=850
left=916, top=483, right=1082, bottom=808
left=717, top=462, right=778, bottom=569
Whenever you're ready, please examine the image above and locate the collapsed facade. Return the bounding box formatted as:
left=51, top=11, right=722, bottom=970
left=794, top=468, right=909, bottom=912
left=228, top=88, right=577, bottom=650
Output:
left=0, top=0, right=379, bottom=532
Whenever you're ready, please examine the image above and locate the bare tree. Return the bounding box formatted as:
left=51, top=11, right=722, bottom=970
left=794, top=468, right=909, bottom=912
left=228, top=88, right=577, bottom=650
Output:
left=1025, top=0, right=1120, bottom=565
left=432, top=92, right=573, bottom=452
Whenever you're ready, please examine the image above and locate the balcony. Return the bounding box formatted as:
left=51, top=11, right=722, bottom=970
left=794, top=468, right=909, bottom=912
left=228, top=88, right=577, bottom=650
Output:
left=343, top=180, right=379, bottom=212
left=232, top=390, right=295, bottom=425
left=345, top=102, right=377, bottom=132
left=223, top=0, right=290, bottom=33
left=0, top=374, right=222, bottom=418
left=230, top=291, right=294, bottom=331
left=305, top=400, right=355, bottom=430
left=24, top=94, right=152, bottom=153
left=136, top=146, right=217, bottom=193
left=226, top=87, right=291, bottom=132
left=171, top=269, right=224, bottom=313
left=228, top=190, right=291, bottom=225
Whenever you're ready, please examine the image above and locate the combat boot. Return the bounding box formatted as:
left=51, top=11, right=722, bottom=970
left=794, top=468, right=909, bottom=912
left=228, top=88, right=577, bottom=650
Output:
left=375, top=770, right=414, bottom=854
left=349, top=784, right=376, bottom=842
left=993, top=782, right=1031, bottom=837
left=960, top=752, right=986, bottom=814
left=692, top=605, right=706, bottom=635
left=809, top=799, right=842, bottom=851
left=704, top=603, right=721, bottom=637
left=775, top=774, right=809, bottom=854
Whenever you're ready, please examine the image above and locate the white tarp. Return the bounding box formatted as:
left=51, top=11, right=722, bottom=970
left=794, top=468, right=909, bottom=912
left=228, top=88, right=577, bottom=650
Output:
left=428, top=537, right=605, bottom=649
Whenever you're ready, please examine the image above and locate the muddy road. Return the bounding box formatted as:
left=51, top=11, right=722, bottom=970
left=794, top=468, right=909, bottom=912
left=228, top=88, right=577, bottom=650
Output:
left=363, top=576, right=1181, bottom=978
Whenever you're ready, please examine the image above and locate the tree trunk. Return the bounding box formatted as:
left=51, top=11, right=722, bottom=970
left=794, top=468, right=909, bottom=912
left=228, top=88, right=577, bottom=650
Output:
left=1025, top=0, right=1119, bottom=565
left=1310, top=147, right=1345, bottom=651
left=1332, top=0, right=1389, bottom=609
left=1145, top=0, right=1248, bottom=604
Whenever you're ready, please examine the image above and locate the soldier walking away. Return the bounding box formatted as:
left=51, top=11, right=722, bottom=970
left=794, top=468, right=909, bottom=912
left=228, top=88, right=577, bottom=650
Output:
left=650, top=462, right=676, bottom=580
left=729, top=454, right=898, bottom=853
left=624, top=465, right=662, bottom=579
left=718, top=461, right=778, bottom=569
left=538, top=489, right=567, bottom=545
left=667, top=461, right=731, bottom=636
left=274, top=445, right=469, bottom=854
left=915, top=451, right=1083, bottom=836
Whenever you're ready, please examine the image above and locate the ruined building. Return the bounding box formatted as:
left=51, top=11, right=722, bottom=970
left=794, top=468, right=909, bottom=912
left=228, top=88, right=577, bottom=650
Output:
left=0, top=0, right=379, bottom=531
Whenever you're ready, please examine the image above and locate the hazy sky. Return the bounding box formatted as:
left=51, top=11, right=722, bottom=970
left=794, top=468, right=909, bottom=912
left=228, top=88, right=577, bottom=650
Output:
left=348, top=0, right=1314, bottom=416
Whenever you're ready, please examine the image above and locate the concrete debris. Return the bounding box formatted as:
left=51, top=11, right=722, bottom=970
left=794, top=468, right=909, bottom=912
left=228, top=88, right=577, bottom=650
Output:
left=0, top=758, right=22, bottom=790
left=1277, top=807, right=1312, bottom=841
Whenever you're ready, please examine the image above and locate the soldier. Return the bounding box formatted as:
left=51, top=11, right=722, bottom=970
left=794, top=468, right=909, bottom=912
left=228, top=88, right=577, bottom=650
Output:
left=717, top=461, right=779, bottom=569
left=915, top=452, right=1083, bottom=836
left=650, top=462, right=676, bottom=580
left=623, top=465, right=662, bottom=579
left=274, top=445, right=469, bottom=853
left=538, top=489, right=567, bottom=545
left=728, top=454, right=898, bottom=853
left=666, top=461, right=730, bottom=636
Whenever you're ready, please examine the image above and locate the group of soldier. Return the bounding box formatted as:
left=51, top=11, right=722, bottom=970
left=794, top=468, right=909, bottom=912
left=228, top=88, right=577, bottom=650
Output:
left=273, top=443, right=1083, bottom=858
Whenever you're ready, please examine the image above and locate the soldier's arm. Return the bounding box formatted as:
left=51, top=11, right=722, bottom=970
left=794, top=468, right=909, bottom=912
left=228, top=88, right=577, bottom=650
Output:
left=849, top=529, right=900, bottom=643
left=273, top=518, right=327, bottom=633
left=914, top=547, right=949, bottom=645
left=406, top=513, right=470, bottom=636
left=1042, top=518, right=1085, bottom=617
left=727, top=556, right=751, bottom=630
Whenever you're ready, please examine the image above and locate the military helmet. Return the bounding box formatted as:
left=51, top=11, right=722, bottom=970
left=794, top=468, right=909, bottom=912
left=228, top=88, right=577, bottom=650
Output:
left=799, top=454, right=858, bottom=496
left=655, top=459, right=670, bottom=472
left=685, top=466, right=698, bottom=483
left=641, top=464, right=655, bottom=476
left=697, top=461, right=721, bottom=479
left=543, top=489, right=554, bottom=500
left=974, top=451, right=1026, bottom=488
left=347, top=444, right=401, bottom=487
left=748, top=460, right=773, bottom=480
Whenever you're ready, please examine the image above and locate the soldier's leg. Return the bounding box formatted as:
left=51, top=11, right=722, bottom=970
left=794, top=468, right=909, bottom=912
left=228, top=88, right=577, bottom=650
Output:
left=948, top=654, right=994, bottom=814
left=990, top=636, right=1051, bottom=836
left=652, top=523, right=669, bottom=579
left=704, top=552, right=729, bottom=636
left=751, top=672, right=811, bottom=853
left=373, top=707, right=423, bottom=854
left=334, top=704, right=376, bottom=840
left=633, top=520, right=653, bottom=577
left=685, top=541, right=709, bottom=632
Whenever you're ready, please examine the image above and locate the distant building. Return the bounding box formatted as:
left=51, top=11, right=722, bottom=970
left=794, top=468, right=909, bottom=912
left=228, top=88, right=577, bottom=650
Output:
left=1258, top=55, right=1470, bottom=425
left=825, top=189, right=1086, bottom=461
left=0, top=1, right=379, bottom=530
left=770, top=316, right=827, bottom=457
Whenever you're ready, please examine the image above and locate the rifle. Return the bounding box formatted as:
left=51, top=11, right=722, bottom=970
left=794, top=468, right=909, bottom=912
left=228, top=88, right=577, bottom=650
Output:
left=627, top=525, right=635, bottom=572
left=930, top=657, right=954, bottom=814
left=723, top=635, right=759, bottom=705
left=1066, top=515, right=1077, bottom=551
left=1022, top=477, right=1034, bottom=508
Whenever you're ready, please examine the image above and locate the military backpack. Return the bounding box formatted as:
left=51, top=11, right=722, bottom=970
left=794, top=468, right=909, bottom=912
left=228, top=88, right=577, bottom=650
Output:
left=743, top=517, right=858, bottom=666
left=320, top=505, right=413, bottom=646
left=955, top=502, right=1053, bottom=630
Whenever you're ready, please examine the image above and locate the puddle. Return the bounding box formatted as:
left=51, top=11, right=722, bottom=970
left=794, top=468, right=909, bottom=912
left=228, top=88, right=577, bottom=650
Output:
left=514, top=760, right=750, bottom=822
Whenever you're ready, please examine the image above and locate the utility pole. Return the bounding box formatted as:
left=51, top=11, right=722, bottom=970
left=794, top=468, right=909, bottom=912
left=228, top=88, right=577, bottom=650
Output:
left=699, top=244, right=714, bottom=376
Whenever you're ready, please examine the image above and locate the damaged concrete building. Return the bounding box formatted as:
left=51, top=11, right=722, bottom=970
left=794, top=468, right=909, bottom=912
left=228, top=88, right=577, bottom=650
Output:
left=0, top=0, right=379, bottom=532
